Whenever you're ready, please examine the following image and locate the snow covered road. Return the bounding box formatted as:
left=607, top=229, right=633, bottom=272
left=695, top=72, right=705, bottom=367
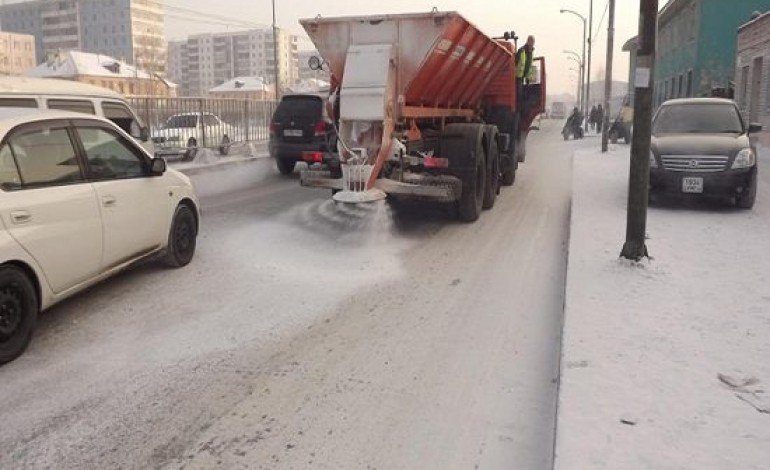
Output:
left=0, top=120, right=578, bottom=469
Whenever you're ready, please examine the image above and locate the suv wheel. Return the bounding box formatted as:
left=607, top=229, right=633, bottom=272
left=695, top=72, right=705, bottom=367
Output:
left=276, top=158, right=296, bottom=175
left=164, top=204, right=198, bottom=268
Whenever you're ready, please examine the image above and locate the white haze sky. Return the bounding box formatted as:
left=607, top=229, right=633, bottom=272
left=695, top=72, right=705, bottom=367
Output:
left=164, top=0, right=665, bottom=97
left=1, top=0, right=673, bottom=96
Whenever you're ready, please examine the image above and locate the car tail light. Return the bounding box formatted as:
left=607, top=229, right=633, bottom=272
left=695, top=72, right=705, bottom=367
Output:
left=269, top=121, right=277, bottom=135
left=303, top=151, right=324, bottom=164
left=423, top=156, right=450, bottom=168
left=314, top=121, right=327, bottom=137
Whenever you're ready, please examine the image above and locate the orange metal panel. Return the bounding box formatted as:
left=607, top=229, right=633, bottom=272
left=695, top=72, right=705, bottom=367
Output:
left=403, top=15, right=468, bottom=105
left=453, top=42, right=505, bottom=107
left=401, top=106, right=476, bottom=119
left=431, top=31, right=488, bottom=106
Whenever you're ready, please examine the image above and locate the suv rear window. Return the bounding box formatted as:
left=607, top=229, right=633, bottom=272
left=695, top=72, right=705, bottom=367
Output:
left=273, top=96, right=323, bottom=121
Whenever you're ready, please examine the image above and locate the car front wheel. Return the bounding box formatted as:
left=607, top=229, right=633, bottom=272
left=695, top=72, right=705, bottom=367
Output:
left=0, top=266, right=38, bottom=365
left=164, top=204, right=198, bottom=268
left=736, top=171, right=757, bottom=209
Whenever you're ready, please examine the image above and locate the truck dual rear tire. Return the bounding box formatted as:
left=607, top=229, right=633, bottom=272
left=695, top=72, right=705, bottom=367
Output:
left=482, top=126, right=500, bottom=210
left=445, top=123, right=487, bottom=222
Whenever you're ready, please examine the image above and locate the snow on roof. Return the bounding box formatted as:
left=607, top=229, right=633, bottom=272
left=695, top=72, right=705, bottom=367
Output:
left=286, top=78, right=331, bottom=94
left=25, top=50, right=154, bottom=80
left=209, top=76, right=269, bottom=93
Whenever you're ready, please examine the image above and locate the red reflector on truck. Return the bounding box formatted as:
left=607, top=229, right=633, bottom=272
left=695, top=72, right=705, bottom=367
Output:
left=302, top=151, right=324, bottom=163
left=423, top=156, right=449, bottom=168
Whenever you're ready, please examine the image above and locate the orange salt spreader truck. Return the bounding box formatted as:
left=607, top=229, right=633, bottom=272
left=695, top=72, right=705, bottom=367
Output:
left=298, top=10, right=546, bottom=222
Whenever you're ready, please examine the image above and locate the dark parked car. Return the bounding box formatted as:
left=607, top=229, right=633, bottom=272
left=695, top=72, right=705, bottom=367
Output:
left=269, top=94, right=337, bottom=175
left=649, top=98, right=761, bottom=209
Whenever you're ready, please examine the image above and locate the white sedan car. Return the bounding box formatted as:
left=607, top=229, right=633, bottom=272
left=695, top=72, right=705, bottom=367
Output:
left=152, top=112, right=235, bottom=161
left=0, top=108, right=200, bottom=364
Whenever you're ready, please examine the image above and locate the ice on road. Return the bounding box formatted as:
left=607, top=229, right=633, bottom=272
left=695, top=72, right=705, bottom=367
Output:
left=0, top=121, right=577, bottom=469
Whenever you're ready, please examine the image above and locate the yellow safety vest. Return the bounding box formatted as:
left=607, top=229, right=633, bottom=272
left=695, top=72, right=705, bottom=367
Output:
left=516, top=49, right=535, bottom=82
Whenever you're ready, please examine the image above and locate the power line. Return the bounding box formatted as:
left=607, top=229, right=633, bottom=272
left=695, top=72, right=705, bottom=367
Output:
left=593, top=0, right=610, bottom=42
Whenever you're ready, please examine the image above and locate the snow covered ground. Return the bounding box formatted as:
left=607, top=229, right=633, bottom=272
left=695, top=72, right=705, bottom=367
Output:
left=554, top=145, right=770, bottom=469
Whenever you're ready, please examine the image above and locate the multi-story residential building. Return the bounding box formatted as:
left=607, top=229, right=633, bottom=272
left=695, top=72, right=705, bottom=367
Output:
left=168, top=28, right=298, bottom=97
left=624, top=0, right=770, bottom=106
left=0, top=0, right=166, bottom=76
left=735, top=10, right=770, bottom=133
left=0, top=31, right=37, bottom=75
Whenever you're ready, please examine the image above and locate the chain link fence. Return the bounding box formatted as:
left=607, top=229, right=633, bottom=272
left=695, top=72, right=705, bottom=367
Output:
left=128, top=97, right=278, bottom=151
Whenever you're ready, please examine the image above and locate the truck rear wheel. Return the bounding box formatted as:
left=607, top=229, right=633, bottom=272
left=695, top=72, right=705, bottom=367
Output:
left=444, top=124, right=487, bottom=222
left=482, top=127, right=500, bottom=210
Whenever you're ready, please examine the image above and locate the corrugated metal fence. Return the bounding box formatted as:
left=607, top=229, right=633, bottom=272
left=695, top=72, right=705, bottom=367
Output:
left=128, top=96, right=278, bottom=148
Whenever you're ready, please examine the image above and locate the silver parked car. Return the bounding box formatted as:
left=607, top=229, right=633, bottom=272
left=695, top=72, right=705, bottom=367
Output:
left=152, top=112, right=235, bottom=161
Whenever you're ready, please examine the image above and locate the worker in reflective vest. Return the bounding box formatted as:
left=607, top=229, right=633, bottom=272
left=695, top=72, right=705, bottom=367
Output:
left=516, top=36, right=536, bottom=113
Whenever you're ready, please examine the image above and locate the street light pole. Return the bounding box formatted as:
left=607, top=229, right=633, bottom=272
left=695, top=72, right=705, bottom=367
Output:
left=620, top=0, right=658, bottom=261
left=601, top=0, right=616, bottom=152
left=564, top=50, right=584, bottom=109
left=272, top=0, right=280, bottom=100
left=586, top=0, right=594, bottom=132
left=560, top=9, right=587, bottom=129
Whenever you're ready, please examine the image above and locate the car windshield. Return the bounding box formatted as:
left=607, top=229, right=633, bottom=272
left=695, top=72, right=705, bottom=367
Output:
left=165, top=115, right=198, bottom=128
left=273, top=97, right=322, bottom=121
left=653, top=103, right=743, bottom=134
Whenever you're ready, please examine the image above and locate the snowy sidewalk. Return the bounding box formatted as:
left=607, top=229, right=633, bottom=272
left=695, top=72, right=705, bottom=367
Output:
left=554, top=147, right=770, bottom=469
left=170, top=141, right=268, bottom=175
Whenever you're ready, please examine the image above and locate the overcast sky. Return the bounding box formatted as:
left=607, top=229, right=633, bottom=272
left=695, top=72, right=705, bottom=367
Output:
left=165, top=0, right=651, bottom=98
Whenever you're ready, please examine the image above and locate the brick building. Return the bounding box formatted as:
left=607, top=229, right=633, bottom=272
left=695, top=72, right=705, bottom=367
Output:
left=735, top=10, right=770, bottom=133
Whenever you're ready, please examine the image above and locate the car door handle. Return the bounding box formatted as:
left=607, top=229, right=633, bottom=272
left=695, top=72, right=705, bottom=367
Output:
left=102, top=195, right=117, bottom=207
left=10, top=210, right=31, bottom=224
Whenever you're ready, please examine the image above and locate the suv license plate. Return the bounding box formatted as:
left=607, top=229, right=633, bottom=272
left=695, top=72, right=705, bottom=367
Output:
left=682, top=177, right=704, bottom=193
left=284, top=129, right=302, bottom=137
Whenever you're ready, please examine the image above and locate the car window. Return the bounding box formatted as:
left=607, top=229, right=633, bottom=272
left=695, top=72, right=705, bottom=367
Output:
left=653, top=103, right=744, bottom=134
left=0, top=144, right=21, bottom=190
left=8, top=126, right=83, bottom=187
left=0, top=98, right=38, bottom=108
left=76, top=127, right=147, bottom=180
left=102, top=102, right=143, bottom=138
left=165, top=115, right=197, bottom=128
left=203, top=115, right=219, bottom=126
left=273, top=97, right=323, bottom=121
left=47, top=99, right=96, bottom=115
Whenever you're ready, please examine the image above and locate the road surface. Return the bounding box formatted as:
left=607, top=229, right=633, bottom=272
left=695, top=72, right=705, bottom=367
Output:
left=0, top=120, right=584, bottom=469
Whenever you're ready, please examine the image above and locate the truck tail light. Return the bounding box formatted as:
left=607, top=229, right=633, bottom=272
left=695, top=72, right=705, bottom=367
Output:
left=423, top=156, right=449, bottom=168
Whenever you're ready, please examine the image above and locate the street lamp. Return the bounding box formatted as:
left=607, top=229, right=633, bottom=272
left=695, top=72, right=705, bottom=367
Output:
left=272, top=0, right=280, bottom=100
left=564, top=49, right=584, bottom=108
left=566, top=56, right=584, bottom=108
left=560, top=8, right=588, bottom=128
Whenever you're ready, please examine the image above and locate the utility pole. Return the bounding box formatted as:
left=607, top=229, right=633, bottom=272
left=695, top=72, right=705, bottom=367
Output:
left=272, top=0, right=281, bottom=100
left=585, top=0, right=593, bottom=131
left=601, top=0, right=616, bottom=152
left=620, top=0, right=657, bottom=261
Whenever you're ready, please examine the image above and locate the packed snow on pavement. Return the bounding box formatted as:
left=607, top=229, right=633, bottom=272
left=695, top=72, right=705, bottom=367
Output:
left=554, top=145, right=770, bottom=469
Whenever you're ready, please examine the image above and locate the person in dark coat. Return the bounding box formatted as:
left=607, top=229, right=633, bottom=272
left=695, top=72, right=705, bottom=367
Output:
left=589, top=105, right=598, bottom=131
left=596, top=104, right=605, bottom=134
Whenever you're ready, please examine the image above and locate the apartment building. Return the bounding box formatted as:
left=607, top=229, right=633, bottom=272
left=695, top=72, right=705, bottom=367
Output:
left=0, top=0, right=166, bottom=75
left=168, top=28, right=298, bottom=96
left=0, top=31, right=37, bottom=75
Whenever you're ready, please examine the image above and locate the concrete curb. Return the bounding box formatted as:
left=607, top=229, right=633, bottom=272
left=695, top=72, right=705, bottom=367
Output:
left=173, top=153, right=269, bottom=176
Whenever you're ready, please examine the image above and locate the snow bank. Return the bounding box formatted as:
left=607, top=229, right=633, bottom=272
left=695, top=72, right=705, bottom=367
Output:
left=554, top=146, right=770, bottom=469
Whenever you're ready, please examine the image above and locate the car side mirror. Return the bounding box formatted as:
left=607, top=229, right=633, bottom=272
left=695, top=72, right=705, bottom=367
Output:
left=150, top=157, right=166, bottom=175
left=749, top=123, right=763, bottom=134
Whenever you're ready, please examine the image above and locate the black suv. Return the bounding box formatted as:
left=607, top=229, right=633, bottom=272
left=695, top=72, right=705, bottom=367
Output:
left=269, top=94, right=337, bottom=175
